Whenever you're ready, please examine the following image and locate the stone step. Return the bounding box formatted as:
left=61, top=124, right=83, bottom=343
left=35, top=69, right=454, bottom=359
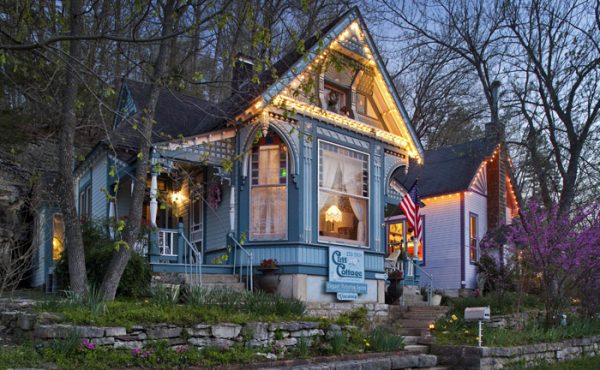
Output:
left=188, top=274, right=241, bottom=284
left=402, top=335, right=420, bottom=345
left=396, top=319, right=436, bottom=329
left=404, top=344, right=429, bottom=354
left=399, top=327, right=424, bottom=336
left=197, top=282, right=246, bottom=291
left=407, top=306, right=449, bottom=312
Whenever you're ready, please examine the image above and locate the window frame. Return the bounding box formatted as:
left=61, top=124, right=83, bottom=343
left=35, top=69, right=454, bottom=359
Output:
left=469, top=212, right=479, bottom=263
left=78, top=183, right=92, bottom=219
left=385, top=216, right=426, bottom=263
left=317, top=139, right=370, bottom=248
left=249, top=139, right=289, bottom=241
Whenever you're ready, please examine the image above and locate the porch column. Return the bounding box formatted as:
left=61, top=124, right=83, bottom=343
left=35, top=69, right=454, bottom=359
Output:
left=229, top=185, right=235, bottom=232
left=149, top=154, right=160, bottom=262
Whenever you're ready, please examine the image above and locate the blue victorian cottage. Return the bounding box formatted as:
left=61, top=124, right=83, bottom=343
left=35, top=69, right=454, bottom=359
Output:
left=33, top=7, right=425, bottom=304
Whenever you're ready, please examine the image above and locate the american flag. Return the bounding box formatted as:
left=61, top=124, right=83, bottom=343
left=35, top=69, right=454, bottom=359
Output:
left=399, top=181, right=422, bottom=257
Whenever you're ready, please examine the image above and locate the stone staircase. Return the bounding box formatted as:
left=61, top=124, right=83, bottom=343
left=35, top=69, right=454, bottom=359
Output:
left=152, top=273, right=246, bottom=291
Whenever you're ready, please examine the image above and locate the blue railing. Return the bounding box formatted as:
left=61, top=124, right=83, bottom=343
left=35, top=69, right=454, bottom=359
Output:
left=228, top=233, right=253, bottom=291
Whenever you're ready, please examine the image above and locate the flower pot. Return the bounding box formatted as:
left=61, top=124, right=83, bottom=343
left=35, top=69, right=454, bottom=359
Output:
left=431, top=294, right=442, bottom=306
left=258, top=268, right=280, bottom=293
left=386, top=278, right=403, bottom=304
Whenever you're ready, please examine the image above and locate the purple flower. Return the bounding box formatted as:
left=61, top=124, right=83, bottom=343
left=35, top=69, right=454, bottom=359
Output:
left=80, top=340, right=96, bottom=350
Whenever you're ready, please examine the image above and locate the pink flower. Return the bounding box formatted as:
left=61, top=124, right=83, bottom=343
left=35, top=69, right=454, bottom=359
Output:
left=80, top=340, right=96, bottom=350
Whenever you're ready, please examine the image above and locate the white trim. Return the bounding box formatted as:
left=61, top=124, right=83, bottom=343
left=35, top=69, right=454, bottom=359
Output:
left=317, top=139, right=370, bottom=248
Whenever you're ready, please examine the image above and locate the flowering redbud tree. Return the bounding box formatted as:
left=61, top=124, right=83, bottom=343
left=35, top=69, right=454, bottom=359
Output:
left=506, top=201, right=600, bottom=324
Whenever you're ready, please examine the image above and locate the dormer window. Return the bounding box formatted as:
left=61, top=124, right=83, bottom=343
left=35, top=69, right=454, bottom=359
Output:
left=325, top=83, right=350, bottom=116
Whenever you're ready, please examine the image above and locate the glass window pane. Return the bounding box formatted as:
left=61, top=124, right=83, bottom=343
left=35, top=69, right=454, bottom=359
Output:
left=251, top=186, right=287, bottom=240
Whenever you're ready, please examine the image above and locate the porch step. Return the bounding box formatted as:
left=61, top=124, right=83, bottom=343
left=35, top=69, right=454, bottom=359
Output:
left=396, top=319, right=436, bottom=329
left=402, top=335, right=420, bottom=345
left=404, top=344, right=429, bottom=354
left=184, top=274, right=247, bottom=291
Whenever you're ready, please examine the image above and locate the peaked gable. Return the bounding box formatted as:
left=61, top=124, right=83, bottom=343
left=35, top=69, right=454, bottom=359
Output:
left=252, top=7, right=424, bottom=161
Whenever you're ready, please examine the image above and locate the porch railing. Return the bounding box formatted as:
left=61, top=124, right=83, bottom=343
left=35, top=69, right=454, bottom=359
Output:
left=158, top=229, right=178, bottom=256
left=228, top=233, right=253, bottom=291
left=178, top=231, right=203, bottom=287
left=401, top=258, right=434, bottom=306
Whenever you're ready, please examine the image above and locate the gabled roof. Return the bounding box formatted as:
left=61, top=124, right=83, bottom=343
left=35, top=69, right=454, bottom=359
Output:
left=110, top=7, right=423, bottom=158
left=394, top=138, right=497, bottom=198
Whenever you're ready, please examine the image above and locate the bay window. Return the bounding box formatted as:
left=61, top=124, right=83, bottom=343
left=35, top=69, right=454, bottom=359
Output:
left=250, top=132, right=288, bottom=240
left=318, top=141, right=368, bottom=246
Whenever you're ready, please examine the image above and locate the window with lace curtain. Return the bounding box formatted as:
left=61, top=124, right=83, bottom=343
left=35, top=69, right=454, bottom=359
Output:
left=249, top=132, right=288, bottom=240
left=318, top=141, right=369, bottom=246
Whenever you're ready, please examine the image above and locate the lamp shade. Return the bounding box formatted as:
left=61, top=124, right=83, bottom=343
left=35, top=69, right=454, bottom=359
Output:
left=325, top=204, right=343, bottom=223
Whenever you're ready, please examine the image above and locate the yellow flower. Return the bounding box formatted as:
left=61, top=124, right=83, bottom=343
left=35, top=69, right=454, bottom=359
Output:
left=144, top=299, right=149, bottom=304
left=365, top=342, right=370, bottom=347
left=451, top=314, right=458, bottom=321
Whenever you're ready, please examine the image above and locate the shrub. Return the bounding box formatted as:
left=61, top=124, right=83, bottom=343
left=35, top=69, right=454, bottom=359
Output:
left=55, top=220, right=151, bottom=298
left=150, top=284, right=180, bottom=306
left=368, top=326, right=404, bottom=352
left=337, top=307, right=368, bottom=328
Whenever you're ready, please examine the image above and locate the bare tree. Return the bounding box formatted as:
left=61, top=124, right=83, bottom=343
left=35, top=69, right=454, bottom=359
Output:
left=505, top=0, right=600, bottom=213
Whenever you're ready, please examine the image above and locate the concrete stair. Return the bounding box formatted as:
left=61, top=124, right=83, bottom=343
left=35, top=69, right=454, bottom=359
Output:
left=388, top=305, right=449, bottom=337
left=185, top=273, right=246, bottom=291
left=153, top=272, right=246, bottom=292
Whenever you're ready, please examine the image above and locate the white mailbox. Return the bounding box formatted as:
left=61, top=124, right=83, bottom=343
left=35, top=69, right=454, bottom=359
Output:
left=464, top=306, right=491, bottom=321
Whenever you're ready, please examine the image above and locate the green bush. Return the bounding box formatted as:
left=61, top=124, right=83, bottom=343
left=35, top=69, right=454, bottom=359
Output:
left=447, top=291, right=543, bottom=317
left=337, top=307, right=368, bottom=327
left=368, top=326, right=404, bottom=352
left=55, top=221, right=151, bottom=298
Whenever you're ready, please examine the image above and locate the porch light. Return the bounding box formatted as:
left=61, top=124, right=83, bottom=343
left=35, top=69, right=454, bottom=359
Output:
left=52, top=237, right=63, bottom=261
left=325, top=204, right=343, bottom=223
left=171, top=190, right=185, bottom=204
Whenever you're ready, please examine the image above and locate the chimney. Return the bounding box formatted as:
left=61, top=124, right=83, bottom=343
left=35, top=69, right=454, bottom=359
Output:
left=231, top=53, right=254, bottom=95
left=486, top=80, right=504, bottom=142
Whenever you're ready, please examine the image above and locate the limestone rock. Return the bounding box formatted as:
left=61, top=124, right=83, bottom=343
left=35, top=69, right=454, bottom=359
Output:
left=211, top=323, right=241, bottom=339
left=105, top=327, right=127, bottom=337
left=147, top=325, right=182, bottom=339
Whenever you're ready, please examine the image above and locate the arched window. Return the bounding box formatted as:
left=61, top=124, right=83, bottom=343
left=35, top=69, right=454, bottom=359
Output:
left=249, top=131, right=288, bottom=240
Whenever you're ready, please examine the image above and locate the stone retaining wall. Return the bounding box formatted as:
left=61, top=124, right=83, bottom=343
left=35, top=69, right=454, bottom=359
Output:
left=432, top=335, right=600, bottom=369
left=305, top=302, right=389, bottom=321
left=0, top=310, right=348, bottom=350
left=485, top=310, right=544, bottom=330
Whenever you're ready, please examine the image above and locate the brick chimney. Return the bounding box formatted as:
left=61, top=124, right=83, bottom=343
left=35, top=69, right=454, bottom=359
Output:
left=231, top=53, right=255, bottom=95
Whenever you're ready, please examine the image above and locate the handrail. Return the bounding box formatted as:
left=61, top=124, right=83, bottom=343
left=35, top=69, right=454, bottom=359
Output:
left=400, top=258, right=434, bottom=306
left=227, top=232, right=253, bottom=292
left=179, top=232, right=203, bottom=287
left=411, top=258, right=434, bottom=305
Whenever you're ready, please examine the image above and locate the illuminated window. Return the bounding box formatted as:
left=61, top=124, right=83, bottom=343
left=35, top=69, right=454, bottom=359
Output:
left=324, top=83, right=350, bottom=115
left=52, top=214, right=64, bottom=262
left=386, top=218, right=424, bottom=260
left=469, top=214, right=478, bottom=262
left=250, top=131, right=288, bottom=240
left=318, top=141, right=368, bottom=246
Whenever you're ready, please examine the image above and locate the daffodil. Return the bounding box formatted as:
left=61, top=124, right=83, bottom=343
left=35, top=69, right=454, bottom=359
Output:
left=451, top=314, right=458, bottom=321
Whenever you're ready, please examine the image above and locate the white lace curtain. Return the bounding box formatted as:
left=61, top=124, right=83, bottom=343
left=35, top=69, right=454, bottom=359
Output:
left=250, top=145, right=287, bottom=240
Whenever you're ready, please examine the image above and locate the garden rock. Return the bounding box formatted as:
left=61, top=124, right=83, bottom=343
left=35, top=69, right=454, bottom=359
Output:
left=114, top=340, right=143, bottom=349
left=188, top=337, right=211, bottom=347
left=389, top=354, right=419, bottom=368
left=91, top=337, right=115, bottom=346
left=74, top=326, right=105, bottom=338
left=211, top=323, right=241, bottom=339
left=418, top=354, right=437, bottom=367
left=17, top=313, right=36, bottom=330
left=247, top=322, right=269, bottom=341
left=105, top=327, right=126, bottom=337
left=275, top=338, right=297, bottom=347
left=147, top=325, right=182, bottom=339
left=34, top=324, right=74, bottom=339
left=187, top=324, right=210, bottom=337
left=290, top=329, right=324, bottom=337
left=37, top=312, right=64, bottom=324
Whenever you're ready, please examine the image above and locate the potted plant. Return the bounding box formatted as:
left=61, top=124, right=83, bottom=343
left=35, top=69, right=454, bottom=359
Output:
left=258, top=259, right=280, bottom=293
left=386, top=269, right=403, bottom=304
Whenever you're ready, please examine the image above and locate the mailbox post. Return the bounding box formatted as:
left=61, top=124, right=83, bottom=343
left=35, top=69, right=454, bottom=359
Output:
left=464, top=306, right=490, bottom=347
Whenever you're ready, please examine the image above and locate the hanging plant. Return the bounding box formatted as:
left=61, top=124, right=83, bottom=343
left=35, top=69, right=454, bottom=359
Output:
left=207, top=181, right=222, bottom=209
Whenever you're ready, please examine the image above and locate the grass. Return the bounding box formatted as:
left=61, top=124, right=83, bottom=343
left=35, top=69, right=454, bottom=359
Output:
left=34, top=288, right=308, bottom=327
left=0, top=342, right=261, bottom=370
left=514, top=356, right=600, bottom=370
left=445, top=291, right=544, bottom=316
left=434, top=316, right=600, bottom=347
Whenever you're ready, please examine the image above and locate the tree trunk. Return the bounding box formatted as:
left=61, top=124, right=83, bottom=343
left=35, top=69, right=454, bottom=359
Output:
left=58, top=0, right=88, bottom=296
left=99, top=0, right=178, bottom=301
